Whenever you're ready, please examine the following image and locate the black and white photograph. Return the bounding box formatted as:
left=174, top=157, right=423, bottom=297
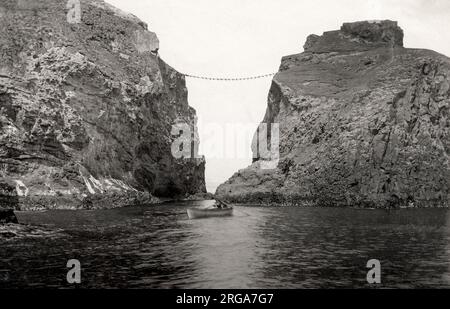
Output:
left=1, top=0, right=450, bottom=297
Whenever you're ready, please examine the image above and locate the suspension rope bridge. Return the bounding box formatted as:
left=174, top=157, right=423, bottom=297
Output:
left=181, top=72, right=277, bottom=81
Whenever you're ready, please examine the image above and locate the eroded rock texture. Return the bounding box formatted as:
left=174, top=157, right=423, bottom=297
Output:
left=217, top=21, right=450, bottom=208
left=0, top=0, right=205, bottom=210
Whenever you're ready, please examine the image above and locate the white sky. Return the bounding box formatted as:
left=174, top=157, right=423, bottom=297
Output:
left=105, top=0, right=450, bottom=192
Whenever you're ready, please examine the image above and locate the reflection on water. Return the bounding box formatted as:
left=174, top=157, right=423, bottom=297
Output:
left=1, top=201, right=450, bottom=288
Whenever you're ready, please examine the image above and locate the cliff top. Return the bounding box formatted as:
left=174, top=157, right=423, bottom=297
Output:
left=303, top=20, right=404, bottom=53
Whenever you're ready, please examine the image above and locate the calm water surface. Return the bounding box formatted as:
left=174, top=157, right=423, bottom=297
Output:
left=1, top=200, right=450, bottom=288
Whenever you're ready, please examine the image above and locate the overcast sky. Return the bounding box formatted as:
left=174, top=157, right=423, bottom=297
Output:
left=106, top=0, right=450, bottom=192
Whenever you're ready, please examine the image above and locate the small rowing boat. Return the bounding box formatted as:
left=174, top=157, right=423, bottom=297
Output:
left=187, top=207, right=233, bottom=219
left=187, top=199, right=233, bottom=219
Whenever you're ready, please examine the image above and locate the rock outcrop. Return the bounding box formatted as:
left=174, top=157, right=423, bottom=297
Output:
left=0, top=209, right=18, bottom=224
left=0, top=0, right=206, bottom=210
left=217, top=21, right=450, bottom=208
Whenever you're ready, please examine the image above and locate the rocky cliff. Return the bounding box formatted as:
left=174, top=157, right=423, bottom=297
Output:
left=0, top=0, right=206, bottom=210
left=217, top=21, right=450, bottom=208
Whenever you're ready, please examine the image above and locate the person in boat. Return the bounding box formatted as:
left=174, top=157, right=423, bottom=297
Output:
left=214, top=199, right=229, bottom=209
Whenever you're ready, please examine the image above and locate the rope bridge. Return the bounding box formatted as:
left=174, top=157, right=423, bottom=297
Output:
left=182, top=72, right=277, bottom=81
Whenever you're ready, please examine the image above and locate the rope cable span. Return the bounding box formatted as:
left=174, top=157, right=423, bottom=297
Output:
left=181, top=72, right=277, bottom=81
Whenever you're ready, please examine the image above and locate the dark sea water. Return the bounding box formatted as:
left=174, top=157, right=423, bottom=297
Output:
left=1, top=200, right=450, bottom=288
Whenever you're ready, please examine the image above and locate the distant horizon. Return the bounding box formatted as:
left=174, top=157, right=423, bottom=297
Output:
left=106, top=0, right=450, bottom=192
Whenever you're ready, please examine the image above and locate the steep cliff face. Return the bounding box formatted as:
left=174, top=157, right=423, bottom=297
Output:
left=0, top=0, right=206, bottom=210
left=217, top=21, right=450, bottom=208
